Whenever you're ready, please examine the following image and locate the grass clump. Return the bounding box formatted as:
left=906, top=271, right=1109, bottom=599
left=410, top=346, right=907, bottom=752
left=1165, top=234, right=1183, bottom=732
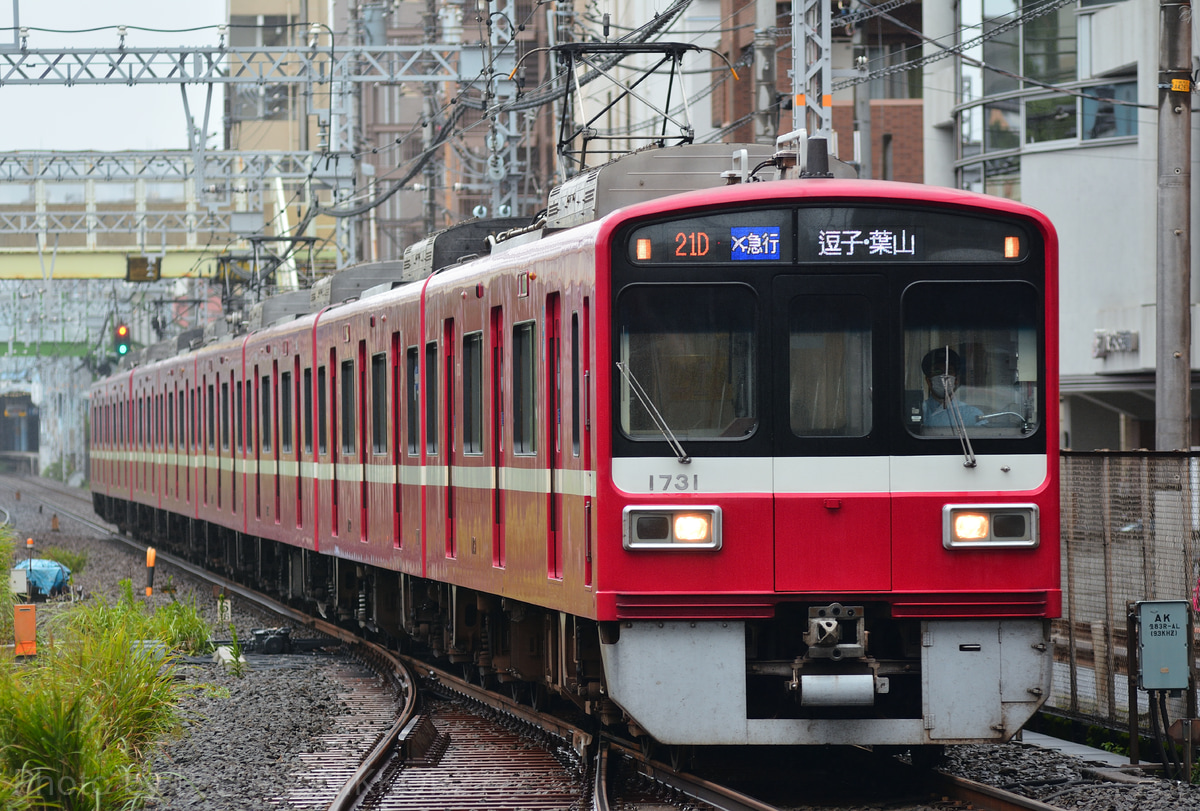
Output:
left=0, top=524, right=15, bottom=644
left=0, top=576, right=217, bottom=808
left=57, top=579, right=212, bottom=656
left=41, top=546, right=88, bottom=579
left=0, top=671, right=144, bottom=809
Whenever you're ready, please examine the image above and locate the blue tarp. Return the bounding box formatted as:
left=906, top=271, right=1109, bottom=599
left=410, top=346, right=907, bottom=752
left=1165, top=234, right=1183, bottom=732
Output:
left=14, top=558, right=70, bottom=596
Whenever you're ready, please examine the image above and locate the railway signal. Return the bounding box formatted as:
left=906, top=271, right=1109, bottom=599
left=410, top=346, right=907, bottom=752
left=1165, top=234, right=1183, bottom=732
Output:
left=114, top=323, right=131, bottom=356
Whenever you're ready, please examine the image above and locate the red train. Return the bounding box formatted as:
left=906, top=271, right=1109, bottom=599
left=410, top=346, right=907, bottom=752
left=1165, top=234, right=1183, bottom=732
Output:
left=90, top=143, right=1059, bottom=753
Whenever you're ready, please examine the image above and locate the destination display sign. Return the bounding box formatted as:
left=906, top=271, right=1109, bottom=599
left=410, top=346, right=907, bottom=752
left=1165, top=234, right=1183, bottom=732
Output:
left=794, top=208, right=1029, bottom=263
left=627, top=210, right=792, bottom=265
left=625, top=206, right=1032, bottom=266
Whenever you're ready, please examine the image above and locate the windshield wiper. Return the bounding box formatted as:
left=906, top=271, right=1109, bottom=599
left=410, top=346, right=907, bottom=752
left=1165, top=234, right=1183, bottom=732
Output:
left=939, top=373, right=977, bottom=468
left=615, top=361, right=691, bottom=464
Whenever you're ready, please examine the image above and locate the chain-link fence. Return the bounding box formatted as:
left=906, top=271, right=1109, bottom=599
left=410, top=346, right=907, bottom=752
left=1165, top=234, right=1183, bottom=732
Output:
left=1057, top=451, right=1199, bottom=728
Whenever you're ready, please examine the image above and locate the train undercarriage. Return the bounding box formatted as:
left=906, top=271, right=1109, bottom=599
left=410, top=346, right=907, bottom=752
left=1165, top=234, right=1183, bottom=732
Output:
left=96, top=493, right=1052, bottom=749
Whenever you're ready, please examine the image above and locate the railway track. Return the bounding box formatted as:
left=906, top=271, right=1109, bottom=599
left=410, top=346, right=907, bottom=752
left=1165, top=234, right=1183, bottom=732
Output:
left=7, top=474, right=1079, bottom=811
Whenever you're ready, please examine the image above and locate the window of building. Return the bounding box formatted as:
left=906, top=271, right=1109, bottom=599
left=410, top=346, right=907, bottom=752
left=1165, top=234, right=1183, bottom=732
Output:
left=960, top=156, right=1021, bottom=199
left=230, top=14, right=290, bottom=47
left=1023, top=3, right=1077, bottom=85
left=1025, top=95, right=1076, bottom=143
left=231, top=84, right=290, bottom=122
left=866, top=42, right=924, bottom=100
left=1083, top=81, right=1138, bottom=139
left=984, top=101, right=1021, bottom=151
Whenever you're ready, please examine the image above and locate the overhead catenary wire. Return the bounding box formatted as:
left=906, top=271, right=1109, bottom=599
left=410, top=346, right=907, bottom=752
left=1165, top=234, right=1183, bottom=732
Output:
left=833, top=0, right=1079, bottom=90
left=857, top=1, right=1154, bottom=110
left=150, top=0, right=1135, bottom=269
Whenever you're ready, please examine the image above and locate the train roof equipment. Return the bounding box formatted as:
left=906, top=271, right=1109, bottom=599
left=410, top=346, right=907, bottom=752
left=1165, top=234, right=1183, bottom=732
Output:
left=309, top=260, right=405, bottom=308
left=246, top=290, right=312, bottom=331
left=401, top=217, right=531, bottom=282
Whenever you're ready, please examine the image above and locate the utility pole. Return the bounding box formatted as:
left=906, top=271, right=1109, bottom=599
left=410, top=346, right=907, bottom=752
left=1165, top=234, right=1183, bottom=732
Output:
left=423, top=0, right=441, bottom=235
left=754, top=0, right=777, bottom=143
left=851, top=13, right=871, bottom=178
left=1156, top=0, right=1192, bottom=450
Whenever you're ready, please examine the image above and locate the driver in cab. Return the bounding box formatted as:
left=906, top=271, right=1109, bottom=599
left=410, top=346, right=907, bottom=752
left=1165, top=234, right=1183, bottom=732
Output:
left=921, top=347, right=985, bottom=428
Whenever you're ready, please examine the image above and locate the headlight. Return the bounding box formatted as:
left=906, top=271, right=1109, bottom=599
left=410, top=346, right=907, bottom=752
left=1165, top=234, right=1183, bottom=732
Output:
left=943, top=504, right=1038, bottom=549
left=623, top=506, right=722, bottom=550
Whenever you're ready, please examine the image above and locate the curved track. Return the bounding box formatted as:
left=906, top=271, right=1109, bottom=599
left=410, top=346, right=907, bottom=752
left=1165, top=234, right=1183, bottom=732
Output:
left=9, top=475, right=1075, bottom=811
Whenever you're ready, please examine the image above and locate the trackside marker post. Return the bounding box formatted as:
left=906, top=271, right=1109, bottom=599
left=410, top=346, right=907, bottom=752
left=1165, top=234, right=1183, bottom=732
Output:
left=146, top=547, right=156, bottom=597
left=14, top=604, right=35, bottom=657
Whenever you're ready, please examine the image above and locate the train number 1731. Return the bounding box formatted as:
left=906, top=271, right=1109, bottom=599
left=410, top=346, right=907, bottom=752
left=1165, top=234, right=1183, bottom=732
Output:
left=650, top=474, right=700, bottom=491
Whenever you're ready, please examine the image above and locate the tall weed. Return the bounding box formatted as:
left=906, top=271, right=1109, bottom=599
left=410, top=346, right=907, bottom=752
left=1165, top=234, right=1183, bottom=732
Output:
left=0, top=524, right=14, bottom=644
left=153, top=594, right=212, bottom=655
left=0, top=668, right=145, bottom=809
left=0, top=575, right=213, bottom=808
left=49, top=624, right=182, bottom=759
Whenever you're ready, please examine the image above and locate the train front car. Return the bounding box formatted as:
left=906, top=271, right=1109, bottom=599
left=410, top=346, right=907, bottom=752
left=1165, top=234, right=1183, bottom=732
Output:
left=593, top=179, right=1059, bottom=748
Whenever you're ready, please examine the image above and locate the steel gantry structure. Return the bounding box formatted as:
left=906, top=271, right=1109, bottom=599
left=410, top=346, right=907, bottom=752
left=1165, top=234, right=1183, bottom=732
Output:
left=0, top=32, right=527, bottom=277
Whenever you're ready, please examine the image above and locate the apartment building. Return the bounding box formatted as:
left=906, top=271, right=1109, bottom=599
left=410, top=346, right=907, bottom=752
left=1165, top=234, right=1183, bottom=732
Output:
left=922, top=0, right=1179, bottom=449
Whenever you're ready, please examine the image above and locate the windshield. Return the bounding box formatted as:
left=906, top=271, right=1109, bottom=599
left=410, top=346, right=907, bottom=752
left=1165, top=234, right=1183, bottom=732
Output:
left=787, top=294, right=873, bottom=437
left=903, top=281, right=1040, bottom=438
left=617, top=284, right=757, bottom=440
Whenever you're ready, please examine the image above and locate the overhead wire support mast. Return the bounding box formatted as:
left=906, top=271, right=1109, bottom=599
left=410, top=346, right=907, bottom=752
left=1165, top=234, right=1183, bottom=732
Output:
left=795, top=0, right=833, bottom=139
left=531, top=41, right=737, bottom=176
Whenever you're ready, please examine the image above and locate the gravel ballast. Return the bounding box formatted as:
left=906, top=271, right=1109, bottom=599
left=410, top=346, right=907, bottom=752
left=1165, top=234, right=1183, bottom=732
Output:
left=12, top=479, right=1200, bottom=810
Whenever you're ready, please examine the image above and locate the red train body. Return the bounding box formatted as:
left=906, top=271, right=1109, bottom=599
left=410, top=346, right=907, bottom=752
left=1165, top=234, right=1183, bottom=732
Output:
left=90, top=150, right=1059, bottom=750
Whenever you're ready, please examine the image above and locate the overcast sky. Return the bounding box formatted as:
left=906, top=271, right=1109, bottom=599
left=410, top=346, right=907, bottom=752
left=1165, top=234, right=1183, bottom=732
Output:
left=0, top=1, right=226, bottom=151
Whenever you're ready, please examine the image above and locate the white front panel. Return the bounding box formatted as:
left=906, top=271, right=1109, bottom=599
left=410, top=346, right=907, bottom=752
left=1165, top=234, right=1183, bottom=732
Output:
left=890, top=454, right=1048, bottom=493
left=613, top=454, right=1047, bottom=494
left=612, top=456, right=771, bottom=494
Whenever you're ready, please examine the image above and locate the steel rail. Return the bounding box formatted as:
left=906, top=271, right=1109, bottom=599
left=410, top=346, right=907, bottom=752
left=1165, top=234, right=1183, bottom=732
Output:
left=932, top=771, right=1071, bottom=811
left=398, top=652, right=594, bottom=759
left=16, top=479, right=1072, bottom=811
left=605, top=737, right=780, bottom=811
left=593, top=741, right=612, bottom=811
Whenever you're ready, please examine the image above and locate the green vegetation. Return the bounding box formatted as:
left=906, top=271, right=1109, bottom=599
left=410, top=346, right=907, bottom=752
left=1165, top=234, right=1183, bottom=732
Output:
left=41, top=455, right=77, bottom=484
left=56, top=579, right=212, bottom=656
left=225, top=622, right=248, bottom=678
left=0, top=574, right=215, bottom=808
left=42, top=546, right=87, bottom=582
left=0, top=525, right=14, bottom=644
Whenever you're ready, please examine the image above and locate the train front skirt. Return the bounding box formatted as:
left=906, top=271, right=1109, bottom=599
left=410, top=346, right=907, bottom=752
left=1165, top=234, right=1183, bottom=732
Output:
left=599, top=617, right=1052, bottom=746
